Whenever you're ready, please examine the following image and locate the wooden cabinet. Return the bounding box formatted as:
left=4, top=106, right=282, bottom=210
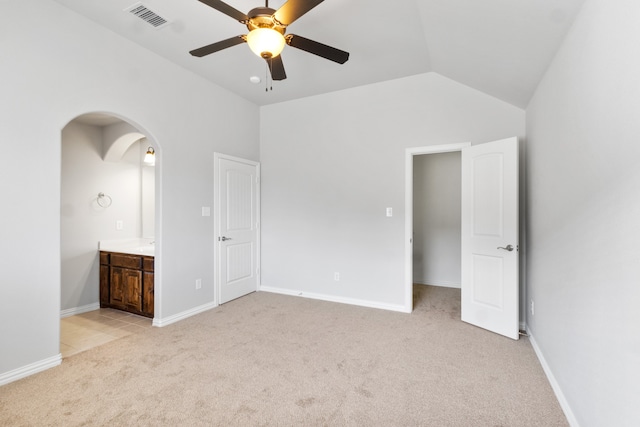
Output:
left=100, top=251, right=154, bottom=318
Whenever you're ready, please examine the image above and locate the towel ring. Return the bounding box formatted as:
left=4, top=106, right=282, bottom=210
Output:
left=97, top=192, right=112, bottom=208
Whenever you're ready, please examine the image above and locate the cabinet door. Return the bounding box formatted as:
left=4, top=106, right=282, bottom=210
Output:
left=110, top=267, right=125, bottom=309
left=143, top=272, right=154, bottom=317
left=123, top=268, right=142, bottom=312
left=111, top=267, right=142, bottom=312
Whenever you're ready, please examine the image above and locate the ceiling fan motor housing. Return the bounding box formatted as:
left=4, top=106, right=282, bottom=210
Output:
left=246, top=7, right=285, bottom=34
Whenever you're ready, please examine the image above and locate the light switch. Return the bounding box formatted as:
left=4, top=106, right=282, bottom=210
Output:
left=386, top=207, right=393, bottom=217
left=202, top=207, right=211, bottom=217
left=116, top=220, right=123, bottom=230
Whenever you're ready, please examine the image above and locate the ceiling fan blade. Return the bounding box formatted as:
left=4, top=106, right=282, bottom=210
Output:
left=273, top=0, right=324, bottom=26
left=189, top=36, right=246, bottom=57
left=267, top=55, right=287, bottom=81
left=197, top=0, right=248, bottom=22
left=286, top=34, right=349, bottom=64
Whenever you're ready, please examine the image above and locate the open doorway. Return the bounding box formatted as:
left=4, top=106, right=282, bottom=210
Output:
left=405, top=139, right=520, bottom=339
left=412, top=150, right=462, bottom=312
left=404, top=143, right=470, bottom=312
left=59, top=112, right=160, bottom=358
left=413, top=151, right=462, bottom=289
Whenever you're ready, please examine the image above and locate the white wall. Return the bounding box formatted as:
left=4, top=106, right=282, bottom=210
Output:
left=526, top=0, right=640, bottom=425
left=413, top=152, right=461, bottom=288
left=0, top=0, right=258, bottom=380
left=141, top=143, right=155, bottom=239
left=260, top=72, right=524, bottom=310
left=61, top=121, right=145, bottom=312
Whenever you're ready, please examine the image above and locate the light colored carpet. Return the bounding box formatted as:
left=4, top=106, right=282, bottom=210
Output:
left=0, top=286, right=568, bottom=426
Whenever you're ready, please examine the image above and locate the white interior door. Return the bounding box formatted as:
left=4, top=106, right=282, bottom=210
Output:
left=461, top=137, right=519, bottom=340
left=215, top=154, right=259, bottom=304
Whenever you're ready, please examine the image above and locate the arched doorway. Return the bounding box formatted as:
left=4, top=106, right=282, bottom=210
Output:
left=59, top=112, right=161, bottom=358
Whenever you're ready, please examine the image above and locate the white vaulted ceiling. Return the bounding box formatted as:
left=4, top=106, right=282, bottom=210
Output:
left=53, top=0, right=585, bottom=108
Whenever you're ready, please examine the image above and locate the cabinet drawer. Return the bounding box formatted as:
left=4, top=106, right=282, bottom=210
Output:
left=110, top=254, right=142, bottom=269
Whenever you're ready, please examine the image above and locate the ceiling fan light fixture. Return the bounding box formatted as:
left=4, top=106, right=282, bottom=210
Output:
left=246, top=28, right=285, bottom=59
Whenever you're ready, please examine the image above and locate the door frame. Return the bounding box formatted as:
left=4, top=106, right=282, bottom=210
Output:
left=213, top=152, right=261, bottom=305
left=404, top=143, right=471, bottom=313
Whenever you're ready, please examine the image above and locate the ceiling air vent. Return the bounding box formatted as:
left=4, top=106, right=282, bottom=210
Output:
left=125, top=2, right=170, bottom=29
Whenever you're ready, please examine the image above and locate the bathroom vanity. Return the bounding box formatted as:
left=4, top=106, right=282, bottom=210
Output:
left=99, top=239, right=154, bottom=318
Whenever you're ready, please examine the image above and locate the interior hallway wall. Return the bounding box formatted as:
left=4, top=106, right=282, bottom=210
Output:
left=526, top=0, right=640, bottom=425
left=413, top=152, right=461, bottom=288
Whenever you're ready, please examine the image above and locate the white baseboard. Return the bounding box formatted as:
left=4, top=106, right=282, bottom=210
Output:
left=60, top=302, right=100, bottom=318
left=260, top=286, right=409, bottom=313
left=0, top=354, right=62, bottom=386
left=152, top=301, right=218, bottom=327
left=527, top=328, right=579, bottom=427
left=414, top=280, right=461, bottom=289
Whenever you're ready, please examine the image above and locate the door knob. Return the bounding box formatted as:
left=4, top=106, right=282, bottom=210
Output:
left=497, top=244, right=514, bottom=252
left=220, top=236, right=232, bottom=241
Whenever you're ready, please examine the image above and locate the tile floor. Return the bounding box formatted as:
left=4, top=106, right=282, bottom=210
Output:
left=60, top=308, right=152, bottom=358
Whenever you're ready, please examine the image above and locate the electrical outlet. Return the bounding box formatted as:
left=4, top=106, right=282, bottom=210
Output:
left=334, top=272, right=340, bottom=281
left=116, top=220, right=123, bottom=230
left=530, top=300, right=535, bottom=316
left=195, top=278, right=202, bottom=290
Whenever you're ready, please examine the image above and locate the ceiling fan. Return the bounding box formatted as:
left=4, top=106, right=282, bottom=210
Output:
left=189, top=0, right=349, bottom=81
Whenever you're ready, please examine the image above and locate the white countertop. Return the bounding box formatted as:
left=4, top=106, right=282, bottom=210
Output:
left=99, top=238, right=155, bottom=256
